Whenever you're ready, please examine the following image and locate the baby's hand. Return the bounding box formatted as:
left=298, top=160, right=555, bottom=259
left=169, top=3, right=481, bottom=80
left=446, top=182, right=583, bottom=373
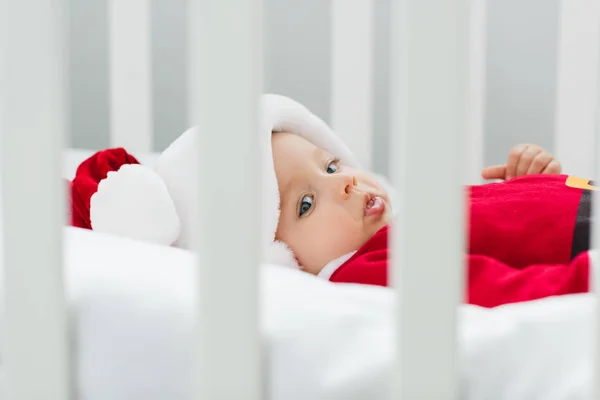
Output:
left=481, top=144, right=561, bottom=181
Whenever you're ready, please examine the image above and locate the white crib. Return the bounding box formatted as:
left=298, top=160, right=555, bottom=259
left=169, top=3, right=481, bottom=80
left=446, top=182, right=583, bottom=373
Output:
left=1, top=0, right=600, bottom=399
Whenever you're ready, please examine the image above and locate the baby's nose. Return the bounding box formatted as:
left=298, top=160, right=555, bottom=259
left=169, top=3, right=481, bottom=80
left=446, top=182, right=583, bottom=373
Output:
left=340, top=174, right=358, bottom=198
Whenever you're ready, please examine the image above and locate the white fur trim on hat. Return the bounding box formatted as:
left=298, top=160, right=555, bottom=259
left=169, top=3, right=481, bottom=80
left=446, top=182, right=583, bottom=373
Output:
left=264, top=240, right=299, bottom=269
left=90, top=164, right=181, bottom=246
left=317, top=251, right=357, bottom=280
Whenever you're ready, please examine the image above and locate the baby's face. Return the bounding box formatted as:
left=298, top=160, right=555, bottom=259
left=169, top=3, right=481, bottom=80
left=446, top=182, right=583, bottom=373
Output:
left=272, top=132, right=391, bottom=274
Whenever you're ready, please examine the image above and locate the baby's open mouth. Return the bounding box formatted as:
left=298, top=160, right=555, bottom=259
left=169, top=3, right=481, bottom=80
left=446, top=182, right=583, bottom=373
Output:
left=364, top=195, right=385, bottom=217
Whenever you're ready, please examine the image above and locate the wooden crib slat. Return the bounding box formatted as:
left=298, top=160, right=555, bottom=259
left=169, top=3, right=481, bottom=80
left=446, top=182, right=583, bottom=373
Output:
left=389, top=0, right=467, bottom=397
left=330, top=0, right=374, bottom=170
left=0, top=0, right=71, bottom=399
left=554, top=0, right=600, bottom=179
left=594, top=130, right=600, bottom=400
left=555, top=1, right=600, bottom=394
left=108, top=0, right=153, bottom=152
left=592, top=0, right=600, bottom=393
left=465, top=0, right=486, bottom=185
left=188, top=1, right=264, bottom=399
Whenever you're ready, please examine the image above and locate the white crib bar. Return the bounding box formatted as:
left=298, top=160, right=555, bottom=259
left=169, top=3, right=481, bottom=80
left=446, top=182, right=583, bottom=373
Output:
left=554, top=0, right=600, bottom=179
left=465, top=0, right=487, bottom=185
left=330, top=0, right=374, bottom=170
left=593, top=9, right=600, bottom=398
left=189, top=1, right=264, bottom=399
left=108, top=0, right=153, bottom=152
left=0, top=0, right=71, bottom=399
left=389, top=0, right=467, bottom=397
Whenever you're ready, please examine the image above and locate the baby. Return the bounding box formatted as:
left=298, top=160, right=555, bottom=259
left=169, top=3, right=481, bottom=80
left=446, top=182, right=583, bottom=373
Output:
left=272, top=131, right=593, bottom=308
left=65, top=92, right=591, bottom=309
left=272, top=131, right=393, bottom=274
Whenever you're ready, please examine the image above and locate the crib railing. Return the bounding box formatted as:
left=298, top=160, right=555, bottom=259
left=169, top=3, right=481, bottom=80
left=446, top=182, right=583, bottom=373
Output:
left=389, top=0, right=467, bottom=396
left=108, top=0, right=153, bottom=153
left=0, top=1, right=71, bottom=399
left=331, top=0, right=375, bottom=170
left=189, top=1, right=264, bottom=398
left=554, top=0, right=600, bottom=179
left=2, top=0, right=600, bottom=399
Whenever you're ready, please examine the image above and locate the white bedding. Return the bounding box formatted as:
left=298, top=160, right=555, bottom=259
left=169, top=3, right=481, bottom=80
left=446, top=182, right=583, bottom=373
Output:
left=47, top=230, right=600, bottom=399
left=0, top=148, right=597, bottom=399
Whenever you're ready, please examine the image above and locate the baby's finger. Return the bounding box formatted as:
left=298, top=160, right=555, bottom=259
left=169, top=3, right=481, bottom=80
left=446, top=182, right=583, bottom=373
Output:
left=506, top=144, right=528, bottom=180
left=516, top=145, right=543, bottom=177
left=481, top=164, right=507, bottom=180
left=526, top=151, right=553, bottom=175
left=543, top=159, right=562, bottom=174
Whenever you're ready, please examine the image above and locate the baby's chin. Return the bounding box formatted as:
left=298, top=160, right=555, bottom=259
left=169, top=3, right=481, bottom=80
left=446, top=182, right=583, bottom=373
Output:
left=366, top=216, right=389, bottom=241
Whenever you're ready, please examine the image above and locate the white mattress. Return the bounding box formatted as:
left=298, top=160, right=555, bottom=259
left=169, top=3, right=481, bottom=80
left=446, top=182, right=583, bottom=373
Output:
left=0, top=149, right=598, bottom=399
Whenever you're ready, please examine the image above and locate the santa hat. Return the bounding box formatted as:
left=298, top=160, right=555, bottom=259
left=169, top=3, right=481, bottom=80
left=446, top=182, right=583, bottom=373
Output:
left=67, top=94, right=392, bottom=270
left=70, top=148, right=140, bottom=229
left=257, top=94, right=364, bottom=269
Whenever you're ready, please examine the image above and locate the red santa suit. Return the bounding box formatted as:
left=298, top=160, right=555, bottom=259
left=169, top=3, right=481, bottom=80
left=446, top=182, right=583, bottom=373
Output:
left=321, top=174, right=595, bottom=308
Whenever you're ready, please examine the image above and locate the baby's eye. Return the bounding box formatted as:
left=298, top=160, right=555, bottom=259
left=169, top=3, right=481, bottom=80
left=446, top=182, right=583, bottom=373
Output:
left=299, top=195, right=313, bottom=216
left=327, top=160, right=339, bottom=174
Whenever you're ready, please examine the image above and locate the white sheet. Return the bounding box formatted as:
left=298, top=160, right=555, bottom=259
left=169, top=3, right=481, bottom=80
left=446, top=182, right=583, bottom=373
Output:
left=10, top=227, right=590, bottom=400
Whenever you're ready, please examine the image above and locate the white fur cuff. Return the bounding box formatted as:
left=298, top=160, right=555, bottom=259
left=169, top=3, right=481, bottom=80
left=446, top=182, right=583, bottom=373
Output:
left=90, top=164, right=181, bottom=246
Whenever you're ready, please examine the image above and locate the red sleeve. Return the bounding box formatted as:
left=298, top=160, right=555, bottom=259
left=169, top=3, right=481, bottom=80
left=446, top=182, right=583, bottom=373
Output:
left=330, top=249, right=591, bottom=308
left=468, top=251, right=590, bottom=307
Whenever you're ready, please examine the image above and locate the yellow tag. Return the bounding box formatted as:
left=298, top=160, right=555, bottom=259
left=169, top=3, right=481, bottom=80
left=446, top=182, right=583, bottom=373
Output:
left=565, top=175, right=597, bottom=191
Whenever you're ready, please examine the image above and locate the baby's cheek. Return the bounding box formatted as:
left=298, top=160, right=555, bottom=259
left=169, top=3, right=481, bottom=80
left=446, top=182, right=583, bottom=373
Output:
left=312, top=220, right=364, bottom=257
